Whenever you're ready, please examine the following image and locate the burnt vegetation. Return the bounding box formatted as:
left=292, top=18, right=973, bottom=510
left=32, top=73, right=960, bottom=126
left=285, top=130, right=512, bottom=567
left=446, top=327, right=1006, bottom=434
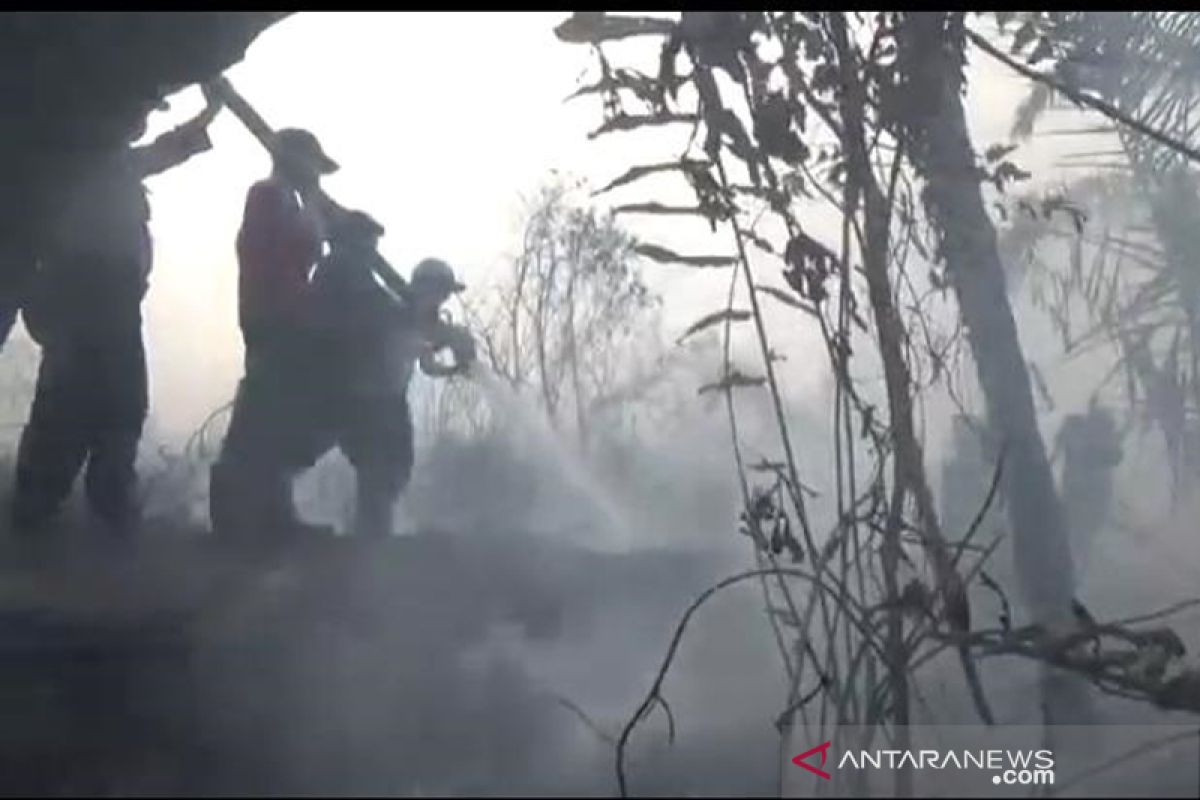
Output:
left=555, top=10, right=1200, bottom=796
left=3, top=10, right=1200, bottom=797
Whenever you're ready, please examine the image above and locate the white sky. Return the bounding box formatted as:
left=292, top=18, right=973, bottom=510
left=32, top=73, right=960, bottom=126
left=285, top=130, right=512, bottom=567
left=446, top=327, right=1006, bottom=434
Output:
left=133, top=12, right=1087, bottom=441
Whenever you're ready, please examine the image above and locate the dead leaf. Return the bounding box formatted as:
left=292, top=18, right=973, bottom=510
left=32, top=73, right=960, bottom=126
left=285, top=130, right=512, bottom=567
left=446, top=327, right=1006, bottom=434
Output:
left=589, top=113, right=700, bottom=139
left=756, top=285, right=820, bottom=318
left=677, top=308, right=752, bottom=344
left=635, top=243, right=738, bottom=268
left=614, top=202, right=712, bottom=217
left=594, top=160, right=710, bottom=196
left=698, top=370, right=767, bottom=395
left=554, top=12, right=676, bottom=44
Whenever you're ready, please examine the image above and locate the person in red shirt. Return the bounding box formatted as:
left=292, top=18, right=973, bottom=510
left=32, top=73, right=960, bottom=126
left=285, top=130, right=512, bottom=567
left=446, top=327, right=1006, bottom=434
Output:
left=209, top=127, right=341, bottom=542
left=235, top=128, right=335, bottom=364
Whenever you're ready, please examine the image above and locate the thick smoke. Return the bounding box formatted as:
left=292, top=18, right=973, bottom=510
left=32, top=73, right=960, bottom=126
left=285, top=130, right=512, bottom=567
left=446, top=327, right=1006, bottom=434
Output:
left=4, top=11, right=1200, bottom=797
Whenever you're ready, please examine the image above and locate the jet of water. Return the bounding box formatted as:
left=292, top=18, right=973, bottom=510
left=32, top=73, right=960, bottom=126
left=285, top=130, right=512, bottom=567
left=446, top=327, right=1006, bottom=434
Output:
left=466, top=364, right=637, bottom=553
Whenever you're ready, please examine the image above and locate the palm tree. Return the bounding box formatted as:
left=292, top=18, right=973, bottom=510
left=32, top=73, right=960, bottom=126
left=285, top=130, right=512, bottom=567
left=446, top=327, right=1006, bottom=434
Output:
left=896, top=11, right=1091, bottom=723
left=1007, top=11, right=1200, bottom=492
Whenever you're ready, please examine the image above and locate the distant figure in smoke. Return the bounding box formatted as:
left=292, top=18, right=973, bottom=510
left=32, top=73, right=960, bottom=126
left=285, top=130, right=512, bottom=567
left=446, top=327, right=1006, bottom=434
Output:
left=1053, top=400, right=1123, bottom=579
left=302, top=211, right=476, bottom=539
left=12, top=86, right=223, bottom=536
left=1185, top=421, right=1200, bottom=481
left=208, top=127, right=340, bottom=541
left=940, top=412, right=1005, bottom=539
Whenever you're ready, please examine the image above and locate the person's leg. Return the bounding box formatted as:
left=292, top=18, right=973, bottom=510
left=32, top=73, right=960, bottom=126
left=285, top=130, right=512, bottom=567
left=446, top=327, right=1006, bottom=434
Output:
left=267, top=339, right=342, bottom=539
left=211, top=335, right=336, bottom=542
left=0, top=299, right=18, bottom=350
left=353, top=470, right=395, bottom=540
left=11, top=342, right=90, bottom=530
left=83, top=322, right=147, bottom=535
left=391, top=396, right=416, bottom=498
left=344, top=394, right=414, bottom=540
left=0, top=236, right=37, bottom=350
left=207, top=452, right=242, bottom=539
left=210, top=373, right=286, bottom=542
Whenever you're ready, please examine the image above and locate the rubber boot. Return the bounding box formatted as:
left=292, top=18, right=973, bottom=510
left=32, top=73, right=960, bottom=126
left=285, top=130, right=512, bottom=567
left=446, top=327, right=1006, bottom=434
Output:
left=85, top=431, right=142, bottom=540
left=208, top=458, right=244, bottom=540
left=12, top=422, right=85, bottom=533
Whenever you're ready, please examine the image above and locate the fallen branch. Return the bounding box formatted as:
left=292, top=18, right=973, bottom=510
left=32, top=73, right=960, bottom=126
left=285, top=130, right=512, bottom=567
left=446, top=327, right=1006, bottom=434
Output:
left=932, top=606, right=1200, bottom=714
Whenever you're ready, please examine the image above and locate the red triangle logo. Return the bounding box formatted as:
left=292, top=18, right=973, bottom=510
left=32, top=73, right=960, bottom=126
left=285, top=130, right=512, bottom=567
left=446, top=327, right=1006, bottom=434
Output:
left=792, top=740, right=832, bottom=780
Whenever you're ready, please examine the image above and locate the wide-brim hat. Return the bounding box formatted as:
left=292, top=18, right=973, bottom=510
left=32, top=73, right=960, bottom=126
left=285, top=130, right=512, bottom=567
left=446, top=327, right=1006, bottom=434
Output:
left=272, top=127, right=339, bottom=174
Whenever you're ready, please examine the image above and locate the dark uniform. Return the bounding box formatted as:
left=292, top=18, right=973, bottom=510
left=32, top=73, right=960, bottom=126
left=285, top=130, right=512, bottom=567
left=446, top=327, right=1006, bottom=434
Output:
left=208, top=178, right=329, bottom=541
left=305, top=217, right=472, bottom=539
left=306, top=215, right=417, bottom=539
left=1055, top=404, right=1122, bottom=578
left=940, top=413, right=1005, bottom=537
left=0, top=236, right=35, bottom=350
left=12, top=120, right=212, bottom=532
left=208, top=128, right=340, bottom=542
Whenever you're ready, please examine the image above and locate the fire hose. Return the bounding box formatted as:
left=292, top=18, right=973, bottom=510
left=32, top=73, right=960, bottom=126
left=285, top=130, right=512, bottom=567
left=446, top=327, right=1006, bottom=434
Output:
left=205, top=76, right=476, bottom=377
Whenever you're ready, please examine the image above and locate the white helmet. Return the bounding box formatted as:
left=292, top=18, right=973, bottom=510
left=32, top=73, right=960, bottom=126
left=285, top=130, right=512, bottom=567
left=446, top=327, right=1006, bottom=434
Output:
left=411, top=258, right=466, bottom=296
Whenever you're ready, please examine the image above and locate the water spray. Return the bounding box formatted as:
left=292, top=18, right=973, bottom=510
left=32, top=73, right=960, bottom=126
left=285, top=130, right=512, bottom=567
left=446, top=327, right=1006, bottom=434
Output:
left=465, top=363, right=637, bottom=553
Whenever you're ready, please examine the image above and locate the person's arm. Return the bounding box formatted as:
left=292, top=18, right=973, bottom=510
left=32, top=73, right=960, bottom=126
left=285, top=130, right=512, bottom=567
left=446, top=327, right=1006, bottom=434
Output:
left=315, top=198, right=410, bottom=298
left=238, top=183, right=288, bottom=268
left=132, top=87, right=224, bottom=178
left=366, top=250, right=411, bottom=301
left=418, top=319, right=476, bottom=377
left=418, top=341, right=465, bottom=377
left=418, top=346, right=454, bottom=378
left=307, top=192, right=342, bottom=245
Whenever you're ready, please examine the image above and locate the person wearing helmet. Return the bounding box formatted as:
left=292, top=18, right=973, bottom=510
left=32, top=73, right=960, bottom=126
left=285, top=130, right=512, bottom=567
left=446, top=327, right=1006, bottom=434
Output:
left=300, top=219, right=475, bottom=540
left=209, top=126, right=340, bottom=543
left=12, top=84, right=224, bottom=538
left=407, top=259, right=476, bottom=379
